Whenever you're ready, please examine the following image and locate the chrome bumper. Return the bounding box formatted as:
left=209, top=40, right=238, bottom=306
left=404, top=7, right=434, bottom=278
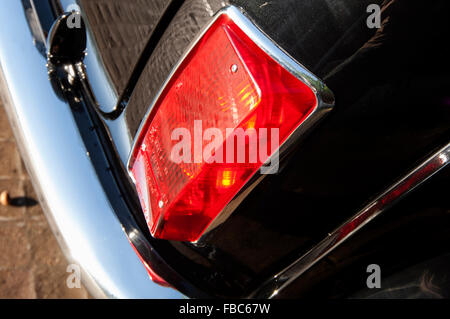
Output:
left=0, top=0, right=183, bottom=299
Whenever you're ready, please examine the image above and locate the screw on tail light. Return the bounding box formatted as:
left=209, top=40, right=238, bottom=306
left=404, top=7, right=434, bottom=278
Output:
left=128, top=6, right=334, bottom=242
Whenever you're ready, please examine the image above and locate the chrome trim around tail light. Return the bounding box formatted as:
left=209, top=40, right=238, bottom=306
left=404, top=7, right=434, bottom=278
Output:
left=128, top=5, right=334, bottom=166
left=251, top=142, right=450, bottom=298
left=127, top=5, right=335, bottom=242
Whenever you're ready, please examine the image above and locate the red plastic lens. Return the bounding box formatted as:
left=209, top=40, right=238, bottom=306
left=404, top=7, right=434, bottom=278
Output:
left=129, top=14, right=317, bottom=242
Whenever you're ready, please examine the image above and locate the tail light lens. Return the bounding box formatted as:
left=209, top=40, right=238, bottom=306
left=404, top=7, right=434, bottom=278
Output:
left=128, top=8, right=331, bottom=242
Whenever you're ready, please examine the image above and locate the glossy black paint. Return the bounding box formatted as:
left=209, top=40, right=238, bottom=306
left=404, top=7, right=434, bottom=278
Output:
left=78, top=0, right=172, bottom=104
left=274, top=165, right=450, bottom=298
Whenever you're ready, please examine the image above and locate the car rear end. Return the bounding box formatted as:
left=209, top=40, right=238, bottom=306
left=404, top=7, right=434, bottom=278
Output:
left=1, top=0, right=450, bottom=298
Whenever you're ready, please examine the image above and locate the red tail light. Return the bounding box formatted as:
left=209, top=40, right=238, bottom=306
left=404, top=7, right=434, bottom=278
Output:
left=128, top=7, right=333, bottom=242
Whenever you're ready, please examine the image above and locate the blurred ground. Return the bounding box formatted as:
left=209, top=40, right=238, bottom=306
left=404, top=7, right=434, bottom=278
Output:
left=0, top=102, right=90, bottom=298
